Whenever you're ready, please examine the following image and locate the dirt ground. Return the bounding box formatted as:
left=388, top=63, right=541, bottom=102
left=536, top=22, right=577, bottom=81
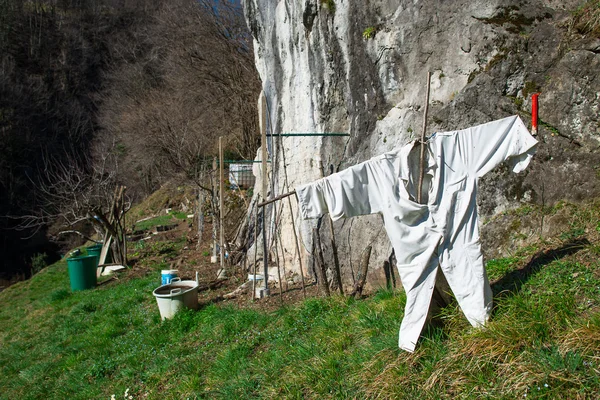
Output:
left=120, top=218, right=326, bottom=313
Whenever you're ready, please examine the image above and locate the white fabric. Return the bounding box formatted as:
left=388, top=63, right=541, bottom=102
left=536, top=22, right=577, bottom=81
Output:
left=296, top=115, right=538, bottom=352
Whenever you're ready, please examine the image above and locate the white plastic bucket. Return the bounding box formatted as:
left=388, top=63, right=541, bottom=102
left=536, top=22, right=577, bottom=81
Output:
left=161, top=269, right=178, bottom=285
left=152, top=278, right=199, bottom=320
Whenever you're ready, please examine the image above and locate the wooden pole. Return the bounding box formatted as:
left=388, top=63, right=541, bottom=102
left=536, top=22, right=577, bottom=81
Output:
left=328, top=218, right=343, bottom=295
left=212, top=157, right=218, bottom=262
left=277, top=130, right=307, bottom=299
left=320, top=163, right=343, bottom=295
left=252, top=204, right=259, bottom=301
left=258, top=190, right=296, bottom=208
left=197, top=186, right=204, bottom=249
left=417, top=71, right=432, bottom=204
left=219, top=136, right=225, bottom=270
left=313, top=227, right=330, bottom=297
left=289, top=195, right=307, bottom=299
left=273, top=218, right=284, bottom=305
left=121, top=187, right=127, bottom=266
left=259, top=90, right=270, bottom=296
left=277, top=227, right=289, bottom=291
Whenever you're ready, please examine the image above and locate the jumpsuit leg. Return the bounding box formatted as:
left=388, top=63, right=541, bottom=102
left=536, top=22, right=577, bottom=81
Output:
left=440, top=244, right=493, bottom=327
left=397, top=254, right=440, bottom=352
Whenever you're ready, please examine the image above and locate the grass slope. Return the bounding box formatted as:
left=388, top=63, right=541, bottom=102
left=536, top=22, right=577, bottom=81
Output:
left=2, top=217, right=600, bottom=398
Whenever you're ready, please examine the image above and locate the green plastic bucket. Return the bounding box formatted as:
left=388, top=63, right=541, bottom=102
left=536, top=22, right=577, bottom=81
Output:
left=86, top=244, right=102, bottom=267
left=67, top=255, right=97, bottom=291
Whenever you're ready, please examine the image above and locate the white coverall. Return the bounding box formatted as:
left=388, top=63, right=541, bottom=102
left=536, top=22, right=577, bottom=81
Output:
left=296, top=116, right=538, bottom=352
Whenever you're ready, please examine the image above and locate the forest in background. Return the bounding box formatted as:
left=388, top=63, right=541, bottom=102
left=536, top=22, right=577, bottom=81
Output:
left=0, top=0, right=261, bottom=281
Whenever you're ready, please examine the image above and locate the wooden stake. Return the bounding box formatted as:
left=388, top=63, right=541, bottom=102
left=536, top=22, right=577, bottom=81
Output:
left=276, top=121, right=308, bottom=299
left=120, top=188, right=127, bottom=266
left=320, top=163, right=343, bottom=295
left=219, top=136, right=225, bottom=270
left=212, top=157, right=218, bottom=262
left=252, top=204, right=259, bottom=301
left=273, top=219, right=284, bottom=305
left=417, top=71, right=432, bottom=204
left=197, top=186, right=204, bottom=249
left=259, top=91, right=269, bottom=295
left=258, top=190, right=296, bottom=208
left=277, top=227, right=288, bottom=291
left=288, top=195, right=307, bottom=299
left=313, top=227, right=330, bottom=297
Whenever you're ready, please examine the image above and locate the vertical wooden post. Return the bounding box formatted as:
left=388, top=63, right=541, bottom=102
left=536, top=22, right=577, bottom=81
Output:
left=212, top=157, right=218, bottom=263
left=219, top=136, right=225, bottom=270
left=289, top=195, right=307, bottom=299
left=417, top=71, right=432, bottom=204
left=313, top=227, right=330, bottom=297
left=320, top=162, right=343, bottom=295
left=273, top=218, right=284, bottom=305
left=121, top=187, right=127, bottom=266
left=252, top=204, right=259, bottom=300
left=197, top=187, right=204, bottom=249
left=259, top=90, right=270, bottom=296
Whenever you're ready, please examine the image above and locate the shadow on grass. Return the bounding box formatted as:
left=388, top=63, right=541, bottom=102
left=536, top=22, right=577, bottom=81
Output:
left=491, top=237, right=590, bottom=298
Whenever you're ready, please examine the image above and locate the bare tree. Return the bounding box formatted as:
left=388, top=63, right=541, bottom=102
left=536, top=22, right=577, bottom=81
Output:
left=98, top=0, right=260, bottom=192
left=14, top=141, right=130, bottom=264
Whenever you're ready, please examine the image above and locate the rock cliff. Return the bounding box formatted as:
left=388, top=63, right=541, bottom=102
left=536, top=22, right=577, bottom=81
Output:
left=243, top=0, right=600, bottom=289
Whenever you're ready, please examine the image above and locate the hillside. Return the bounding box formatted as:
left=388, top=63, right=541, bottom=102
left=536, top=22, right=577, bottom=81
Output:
left=0, top=200, right=599, bottom=398
left=1, top=0, right=600, bottom=398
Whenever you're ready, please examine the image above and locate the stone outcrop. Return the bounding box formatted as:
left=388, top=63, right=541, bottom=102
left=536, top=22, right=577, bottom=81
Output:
left=242, top=0, right=600, bottom=290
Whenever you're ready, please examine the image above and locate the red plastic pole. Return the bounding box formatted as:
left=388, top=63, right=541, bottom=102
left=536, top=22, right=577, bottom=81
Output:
left=531, top=93, right=539, bottom=136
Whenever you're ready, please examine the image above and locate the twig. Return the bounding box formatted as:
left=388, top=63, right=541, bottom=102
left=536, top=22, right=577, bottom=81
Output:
left=258, top=190, right=296, bottom=208
left=55, top=230, right=98, bottom=243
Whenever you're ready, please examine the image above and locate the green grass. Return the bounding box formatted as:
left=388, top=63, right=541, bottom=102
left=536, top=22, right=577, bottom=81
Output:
left=2, top=235, right=600, bottom=398
left=134, top=211, right=188, bottom=232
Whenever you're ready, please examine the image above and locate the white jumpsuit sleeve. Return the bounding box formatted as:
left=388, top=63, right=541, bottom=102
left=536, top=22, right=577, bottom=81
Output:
left=455, top=115, right=539, bottom=177
left=295, top=157, right=388, bottom=221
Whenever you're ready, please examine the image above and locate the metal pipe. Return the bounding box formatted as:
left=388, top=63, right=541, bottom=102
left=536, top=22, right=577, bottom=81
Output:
left=269, top=133, right=349, bottom=137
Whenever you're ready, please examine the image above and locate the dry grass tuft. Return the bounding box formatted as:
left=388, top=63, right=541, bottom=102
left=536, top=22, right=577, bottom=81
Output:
left=361, top=349, right=418, bottom=398
left=569, top=0, right=600, bottom=36
left=560, top=320, right=600, bottom=356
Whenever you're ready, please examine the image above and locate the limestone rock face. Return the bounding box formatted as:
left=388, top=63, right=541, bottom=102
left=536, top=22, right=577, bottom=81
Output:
left=243, top=0, right=600, bottom=289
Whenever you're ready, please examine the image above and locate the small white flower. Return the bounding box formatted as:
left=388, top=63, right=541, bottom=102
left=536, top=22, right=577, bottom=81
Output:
left=544, top=383, right=549, bottom=388
left=111, top=396, right=116, bottom=400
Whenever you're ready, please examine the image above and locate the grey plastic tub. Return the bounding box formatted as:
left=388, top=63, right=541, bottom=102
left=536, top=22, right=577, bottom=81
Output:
left=152, top=278, right=199, bottom=320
